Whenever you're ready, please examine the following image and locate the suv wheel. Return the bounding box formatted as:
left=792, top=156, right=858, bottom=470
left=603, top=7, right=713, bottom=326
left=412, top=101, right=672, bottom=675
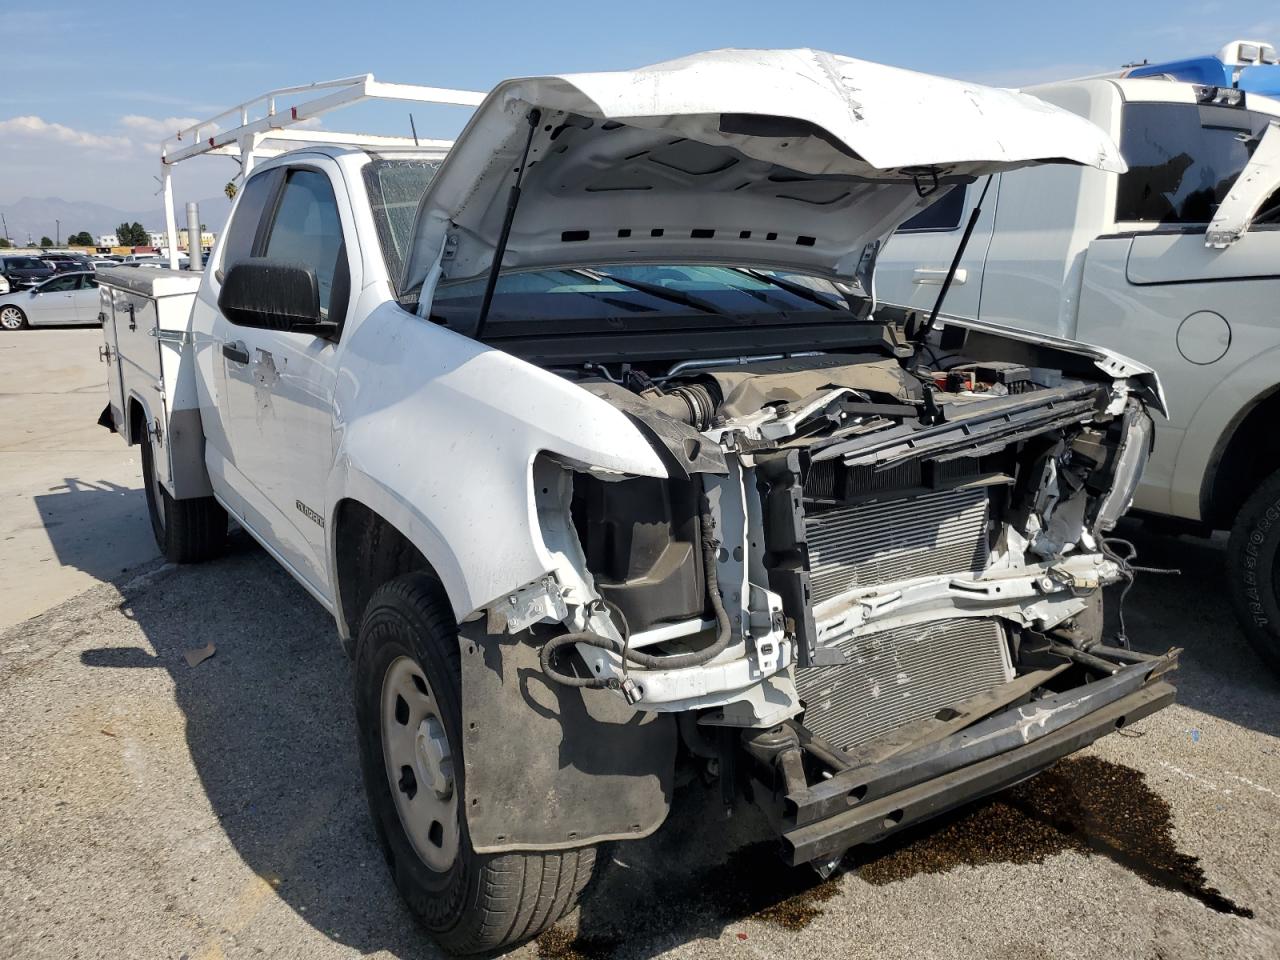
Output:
left=0, top=305, right=28, bottom=330
left=354, top=572, right=598, bottom=955
left=1227, top=469, right=1280, bottom=673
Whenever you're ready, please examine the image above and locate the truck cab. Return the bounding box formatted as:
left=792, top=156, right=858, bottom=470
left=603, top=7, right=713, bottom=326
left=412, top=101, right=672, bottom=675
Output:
left=876, top=41, right=1280, bottom=670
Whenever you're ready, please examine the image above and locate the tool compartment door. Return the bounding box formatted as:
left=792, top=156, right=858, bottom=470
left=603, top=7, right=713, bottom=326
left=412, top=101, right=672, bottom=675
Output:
left=112, top=287, right=171, bottom=492
left=100, top=284, right=126, bottom=432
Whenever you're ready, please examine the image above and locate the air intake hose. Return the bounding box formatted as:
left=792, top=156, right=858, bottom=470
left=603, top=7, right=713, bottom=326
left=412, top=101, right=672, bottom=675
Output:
left=641, top=383, right=720, bottom=431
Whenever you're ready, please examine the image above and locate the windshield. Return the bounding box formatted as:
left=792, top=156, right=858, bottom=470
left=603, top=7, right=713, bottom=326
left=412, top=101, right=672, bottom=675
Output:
left=364, top=157, right=442, bottom=291
left=429, top=265, right=851, bottom=324
left=4, top=257, right=47, bottom=270
left=1116, top=102, right=1278, bottom=224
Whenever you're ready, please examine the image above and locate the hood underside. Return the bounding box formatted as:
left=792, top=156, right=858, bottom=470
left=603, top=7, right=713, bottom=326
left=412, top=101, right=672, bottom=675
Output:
left=403, top=48, right=1125, bottom=297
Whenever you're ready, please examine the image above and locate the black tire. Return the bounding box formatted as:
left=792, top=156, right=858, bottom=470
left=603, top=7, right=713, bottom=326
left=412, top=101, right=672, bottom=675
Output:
left=354, top=573, right=597, bottom=955
left=1227, top=469, right=1280, bottom=674
left=140, top=429, right=226, bottom=563
left=0, top=304, right=28, bottom=330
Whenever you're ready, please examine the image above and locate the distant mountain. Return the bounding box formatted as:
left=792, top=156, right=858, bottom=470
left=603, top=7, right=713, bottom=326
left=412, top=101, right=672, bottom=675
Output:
left=0, top=195, right=230, bottom=245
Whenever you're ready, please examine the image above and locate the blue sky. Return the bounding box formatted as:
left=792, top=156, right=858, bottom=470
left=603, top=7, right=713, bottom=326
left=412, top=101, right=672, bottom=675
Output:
left=1, top=0, right=1276, bottom=212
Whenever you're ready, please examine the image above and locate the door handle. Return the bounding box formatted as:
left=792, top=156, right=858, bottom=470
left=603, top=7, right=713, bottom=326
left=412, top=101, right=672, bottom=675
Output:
left=222, top=341, right=250, bottom=364
left=912, top=267, right=967, bottom=286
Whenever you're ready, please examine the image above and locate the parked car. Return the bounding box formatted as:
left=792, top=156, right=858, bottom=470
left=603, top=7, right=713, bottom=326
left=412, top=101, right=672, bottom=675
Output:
left=97, top=51, right=1176, bottom=955
left=0, top=271, right=101, bottom=329
left=876, top=38, right=1280, bottom=671
left=0, top=254, right=55, bottom=291
left=42, top=253, right=95, bottom=273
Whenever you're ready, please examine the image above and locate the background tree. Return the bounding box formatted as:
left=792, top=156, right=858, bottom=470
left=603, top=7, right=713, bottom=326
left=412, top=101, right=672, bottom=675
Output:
left=39, top=236, right=52, bottom=247
left=115, top=222, right=151, bottom=246
left=68, top=231, right=94, bottom=246
left=0, top=238, right=11, bottom=249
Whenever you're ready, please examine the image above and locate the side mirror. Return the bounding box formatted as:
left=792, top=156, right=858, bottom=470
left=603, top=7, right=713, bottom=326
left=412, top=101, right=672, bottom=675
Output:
left=217, top=260, right=336, bottom=336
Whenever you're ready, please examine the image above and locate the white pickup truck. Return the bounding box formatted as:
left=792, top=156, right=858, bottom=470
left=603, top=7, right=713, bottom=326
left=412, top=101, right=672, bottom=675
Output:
left=98, top=50, right=1176, bottom=954
left=877, top=40, right=1280, bottom=671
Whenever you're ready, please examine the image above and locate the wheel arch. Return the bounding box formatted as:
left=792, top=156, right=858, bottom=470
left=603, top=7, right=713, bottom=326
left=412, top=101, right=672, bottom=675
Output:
left=1168, top=343, right=1280, bottom=524
left=329, top=494, right=460, bottom=657
left=1202, top=382, right=1280, bottom=528
left=125, top=393, right=152, bottom=446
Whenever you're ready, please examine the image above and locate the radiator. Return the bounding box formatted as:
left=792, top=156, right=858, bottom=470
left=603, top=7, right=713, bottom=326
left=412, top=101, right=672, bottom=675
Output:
left=805, top=486, right=990, bottom=605
left=795, top=618, right=1012, bottom=751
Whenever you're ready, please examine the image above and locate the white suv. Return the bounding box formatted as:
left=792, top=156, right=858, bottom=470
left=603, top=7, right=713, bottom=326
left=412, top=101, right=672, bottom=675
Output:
left=877, top=41, right=1280, bottom=670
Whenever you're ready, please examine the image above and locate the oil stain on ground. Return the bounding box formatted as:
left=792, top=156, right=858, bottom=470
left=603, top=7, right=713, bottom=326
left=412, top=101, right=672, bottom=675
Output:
left=539, top=756, right=1249, bottom=960
left=851, top=755, right=1252, bottom=918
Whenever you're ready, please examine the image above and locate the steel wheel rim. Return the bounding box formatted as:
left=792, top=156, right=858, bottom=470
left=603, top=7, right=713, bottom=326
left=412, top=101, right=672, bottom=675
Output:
left=381, top=655, right=460, bottom=872
left=0, top=307, right=22, bottom=329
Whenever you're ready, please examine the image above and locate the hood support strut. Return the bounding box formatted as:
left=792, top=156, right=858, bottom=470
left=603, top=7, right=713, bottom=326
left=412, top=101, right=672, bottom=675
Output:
left=925, top=174, right=993, bottom=334
left=474, top=107, right=542, bottom=340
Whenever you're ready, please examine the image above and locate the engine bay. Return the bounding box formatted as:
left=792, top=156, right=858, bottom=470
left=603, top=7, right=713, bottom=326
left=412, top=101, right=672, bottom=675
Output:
left=526, top=319, right=1155, bottom=736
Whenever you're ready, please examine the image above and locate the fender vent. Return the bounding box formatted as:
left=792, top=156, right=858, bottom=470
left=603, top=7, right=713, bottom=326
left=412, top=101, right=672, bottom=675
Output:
left=796, top=618, right=1012, bottom=751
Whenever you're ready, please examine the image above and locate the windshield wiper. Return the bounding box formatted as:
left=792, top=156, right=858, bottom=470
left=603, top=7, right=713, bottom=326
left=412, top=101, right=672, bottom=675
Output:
left=734, top=268, right=845, bottom=311
left=573, top=268, right=730, bottom=316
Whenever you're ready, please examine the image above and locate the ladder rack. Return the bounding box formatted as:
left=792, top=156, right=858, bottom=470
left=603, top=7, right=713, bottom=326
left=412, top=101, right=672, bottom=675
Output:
left=158, top=73, right=485, bottom=268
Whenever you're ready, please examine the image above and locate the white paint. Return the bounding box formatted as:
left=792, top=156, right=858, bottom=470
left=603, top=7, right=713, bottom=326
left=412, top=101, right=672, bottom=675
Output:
left=403, top=47, right=1125, bottom=294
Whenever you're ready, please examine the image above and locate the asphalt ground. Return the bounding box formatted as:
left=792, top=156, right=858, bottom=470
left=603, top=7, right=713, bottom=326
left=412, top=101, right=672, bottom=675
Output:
left=2, top=328, right=1278, bottom=960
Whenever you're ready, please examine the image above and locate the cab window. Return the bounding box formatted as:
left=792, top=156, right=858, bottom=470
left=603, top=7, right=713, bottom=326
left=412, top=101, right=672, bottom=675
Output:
left=263, top=169, right=346, bottom=315
left=1116, top=102, right=1274, bottom=224
left=221, top=169, right=280, bottom=268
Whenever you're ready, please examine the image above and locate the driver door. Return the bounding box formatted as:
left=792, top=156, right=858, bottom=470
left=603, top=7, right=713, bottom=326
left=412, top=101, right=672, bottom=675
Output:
left=207, top=161, right=354, bottom=598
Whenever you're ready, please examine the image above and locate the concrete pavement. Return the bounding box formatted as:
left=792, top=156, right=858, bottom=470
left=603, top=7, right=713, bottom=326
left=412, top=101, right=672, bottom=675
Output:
left=0, top=327, right=157, bottom=630
left=0, top=328, right=1278, bottom=960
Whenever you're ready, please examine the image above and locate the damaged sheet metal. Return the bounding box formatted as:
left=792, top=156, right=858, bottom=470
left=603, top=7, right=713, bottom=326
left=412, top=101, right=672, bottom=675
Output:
left=1206, top=120, right=1280, bottom=248
left=458, top=623, right=676, bottom=852
left=403, top=47, right=1126, bottom=297
left=485, top=575, right=568, bottom=634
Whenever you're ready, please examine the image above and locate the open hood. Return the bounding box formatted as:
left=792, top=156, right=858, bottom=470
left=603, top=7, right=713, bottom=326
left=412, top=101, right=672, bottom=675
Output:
left=403, top=48, right=1125, bottom=300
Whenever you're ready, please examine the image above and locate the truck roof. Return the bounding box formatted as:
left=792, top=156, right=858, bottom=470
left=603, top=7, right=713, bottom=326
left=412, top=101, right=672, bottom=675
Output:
left=1025, top=39, right=1280, bottom=116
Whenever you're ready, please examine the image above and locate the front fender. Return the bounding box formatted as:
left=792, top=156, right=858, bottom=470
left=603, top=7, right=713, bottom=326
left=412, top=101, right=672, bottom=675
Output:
left=1174, top=344, right=1280, bottom=521
left=327, top=300, right=666, bottom=622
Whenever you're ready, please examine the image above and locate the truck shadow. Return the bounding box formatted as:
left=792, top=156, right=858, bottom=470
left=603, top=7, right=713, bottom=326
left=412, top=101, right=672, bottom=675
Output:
left=1103, top=519, right=1280, bottom=739
left=31, top=476, right=157, bottom=585
left=69, top=518, right=1274, bottom=959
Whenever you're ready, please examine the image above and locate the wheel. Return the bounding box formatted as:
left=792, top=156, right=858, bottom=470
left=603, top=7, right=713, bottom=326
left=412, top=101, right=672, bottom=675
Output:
left=354, top=573, right=597, bottom=955
left=139, top=427, right=227, bottom=563
left=0, top=305, right=28, bottom=330
left=1227, top=469, right=1280, bottom=674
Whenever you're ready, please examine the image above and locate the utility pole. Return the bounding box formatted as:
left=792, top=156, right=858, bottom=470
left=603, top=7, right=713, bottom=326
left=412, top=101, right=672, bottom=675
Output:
left=0, top=212, right=10, bottom=245
left=55, top=219, right=60, bottom=245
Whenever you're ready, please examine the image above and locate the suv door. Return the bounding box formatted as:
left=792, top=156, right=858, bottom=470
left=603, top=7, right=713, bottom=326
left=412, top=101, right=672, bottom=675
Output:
left=212, top=161, right=355, bottom=596
left=873, top=182, right=992, bottom=318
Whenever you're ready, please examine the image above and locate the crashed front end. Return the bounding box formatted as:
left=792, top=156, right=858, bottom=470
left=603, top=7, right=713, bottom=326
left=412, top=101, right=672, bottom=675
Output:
left=409, top=48, right=1175, bottom=868
left=499, top=325, right=1175, bottom=868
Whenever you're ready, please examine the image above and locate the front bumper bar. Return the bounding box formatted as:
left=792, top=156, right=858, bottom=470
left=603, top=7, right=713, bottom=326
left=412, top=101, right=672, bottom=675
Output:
left=752, top=650, right=1178, bottom=866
